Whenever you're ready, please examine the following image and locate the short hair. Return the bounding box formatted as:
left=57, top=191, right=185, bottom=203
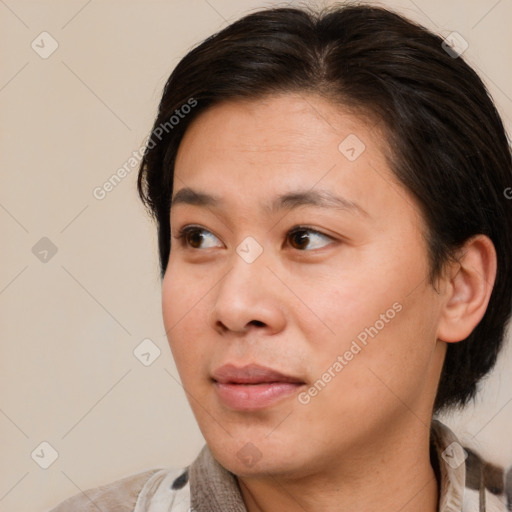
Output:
left=137, top=4, right=512, bottom=412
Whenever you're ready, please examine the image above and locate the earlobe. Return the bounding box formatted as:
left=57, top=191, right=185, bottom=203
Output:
left=437, top=235, right=497, bottom=344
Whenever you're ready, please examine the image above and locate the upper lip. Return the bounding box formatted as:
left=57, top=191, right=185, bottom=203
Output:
left=212, top=364, right=304, bottom=385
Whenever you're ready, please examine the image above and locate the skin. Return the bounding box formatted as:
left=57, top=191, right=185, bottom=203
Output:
left=162, top=93, right=496, bottom=512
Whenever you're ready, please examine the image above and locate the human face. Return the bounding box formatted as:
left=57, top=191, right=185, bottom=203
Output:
left=162, top=94, right=446, bottom=478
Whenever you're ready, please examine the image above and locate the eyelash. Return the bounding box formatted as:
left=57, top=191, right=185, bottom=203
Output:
left=173, top=225, right=334, bottom=251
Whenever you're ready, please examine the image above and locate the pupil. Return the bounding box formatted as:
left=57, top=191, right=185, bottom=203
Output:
left=293, top=231, right=308, bottom=249
left=189, top=231, right=203, bottom=248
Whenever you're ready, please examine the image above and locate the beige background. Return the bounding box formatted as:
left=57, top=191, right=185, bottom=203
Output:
left=1, top=1, right=511, bottom=511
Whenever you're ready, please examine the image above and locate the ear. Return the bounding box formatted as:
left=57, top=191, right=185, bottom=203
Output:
left=437, top=235, right=497, bottom=343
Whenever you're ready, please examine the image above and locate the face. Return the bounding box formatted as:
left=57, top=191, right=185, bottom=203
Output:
left=163, top=94, right=446, bottom=478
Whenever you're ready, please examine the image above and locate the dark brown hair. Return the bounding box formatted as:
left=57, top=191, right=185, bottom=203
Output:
left=137, top=4, right=512, bottom=411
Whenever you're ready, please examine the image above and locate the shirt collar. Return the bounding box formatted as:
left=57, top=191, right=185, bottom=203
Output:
left=189, top=420, right=468, bottom=512
left=431, top=419, right=467, bottom=512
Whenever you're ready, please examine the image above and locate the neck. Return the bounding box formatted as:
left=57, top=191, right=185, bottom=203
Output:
left=237, top=422, right=439, bottom=512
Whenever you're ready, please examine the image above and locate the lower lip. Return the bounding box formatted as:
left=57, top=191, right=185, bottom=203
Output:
left=214, top=382, right=303, bottom=410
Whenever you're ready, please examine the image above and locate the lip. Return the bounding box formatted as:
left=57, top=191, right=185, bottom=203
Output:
left=212, top=364, right=305, bottom=411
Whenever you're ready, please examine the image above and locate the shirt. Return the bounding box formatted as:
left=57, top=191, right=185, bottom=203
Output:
left=49, top=420, right=506, bottom=511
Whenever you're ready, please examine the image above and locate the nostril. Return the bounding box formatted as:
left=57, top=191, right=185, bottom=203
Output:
left=214, top=319, right=266, bottom=333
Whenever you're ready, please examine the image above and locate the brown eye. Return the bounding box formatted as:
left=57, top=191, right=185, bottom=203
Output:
left=186, top=229, right=205, bottom=249
left=287, top=227, right=333, bottom=250
left=177, top=227, right=222, bottom=249
left=289, top=229, right=310, bottom=249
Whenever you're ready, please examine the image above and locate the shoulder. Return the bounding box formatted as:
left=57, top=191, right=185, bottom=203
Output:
left=48, top=468, right=162, bottom=512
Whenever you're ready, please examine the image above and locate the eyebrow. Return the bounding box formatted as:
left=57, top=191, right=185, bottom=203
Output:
left=170, top=187, right=368, bottom=216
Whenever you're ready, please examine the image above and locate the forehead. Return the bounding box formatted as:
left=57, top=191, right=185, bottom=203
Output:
left=172, top=93, right=420, bottom=226
left=177, top=93, right=385, bottom=165
left=175, top=94, right=387, bottom=182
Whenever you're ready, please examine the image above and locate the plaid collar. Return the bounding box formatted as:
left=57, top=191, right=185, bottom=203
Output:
left=187, top=420, right=470, bottom=512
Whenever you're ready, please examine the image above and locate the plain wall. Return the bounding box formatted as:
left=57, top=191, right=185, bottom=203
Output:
left=1, top=1, right=511, bottom=511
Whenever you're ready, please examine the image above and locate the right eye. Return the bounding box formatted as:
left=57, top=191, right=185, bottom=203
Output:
left=174, top=225, right=223, bottom=250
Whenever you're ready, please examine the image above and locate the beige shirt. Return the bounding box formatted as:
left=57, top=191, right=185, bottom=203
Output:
left=49, top=420, right=501, bottom=511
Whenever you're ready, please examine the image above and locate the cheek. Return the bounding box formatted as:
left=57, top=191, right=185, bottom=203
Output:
left=300, top=288, right=440, bottom=438
left=162, top=257, right=213, bottom=328
left=161, top=265, right=211, bottom=375
left=296, top=240, right=436, bottom=373
left=326, top=282, right=440, bottom=407
left=300, top=234, right=429, bottom=341
left=291, top=264, right=409, bottom=356
left=161, top=268, right=185, bottom=338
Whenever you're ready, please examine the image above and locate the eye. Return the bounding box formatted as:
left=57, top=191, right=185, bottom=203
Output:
left=174, top=226, right=223, bottom=249
left=286, top=226, right=334, bottom=250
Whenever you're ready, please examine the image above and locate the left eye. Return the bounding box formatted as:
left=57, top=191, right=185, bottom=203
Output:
left=286, top=227, right=333, bottom=250
left=176, top=226, right=223, bottom=249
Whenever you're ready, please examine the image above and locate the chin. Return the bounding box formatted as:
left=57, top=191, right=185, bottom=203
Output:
left=205, top=431, right=317, bottom=480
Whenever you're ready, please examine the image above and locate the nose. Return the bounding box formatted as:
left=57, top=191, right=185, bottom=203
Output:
left=209, top=254, right=287, bottom=336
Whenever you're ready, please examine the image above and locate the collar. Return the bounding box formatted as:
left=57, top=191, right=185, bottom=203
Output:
left=189, top=420, right=468, bottom=512
left=430, top=419, right=466, bottom=512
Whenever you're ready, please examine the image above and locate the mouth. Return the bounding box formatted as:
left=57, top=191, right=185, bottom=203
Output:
left=211, top=364, right=306, bottom=411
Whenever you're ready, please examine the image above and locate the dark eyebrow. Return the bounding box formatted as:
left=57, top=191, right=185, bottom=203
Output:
left=171, top=187, right=368, bottom=216
left=266, top=190, right=367, bottom=216
left=171, top=188, right=220, bottom=208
